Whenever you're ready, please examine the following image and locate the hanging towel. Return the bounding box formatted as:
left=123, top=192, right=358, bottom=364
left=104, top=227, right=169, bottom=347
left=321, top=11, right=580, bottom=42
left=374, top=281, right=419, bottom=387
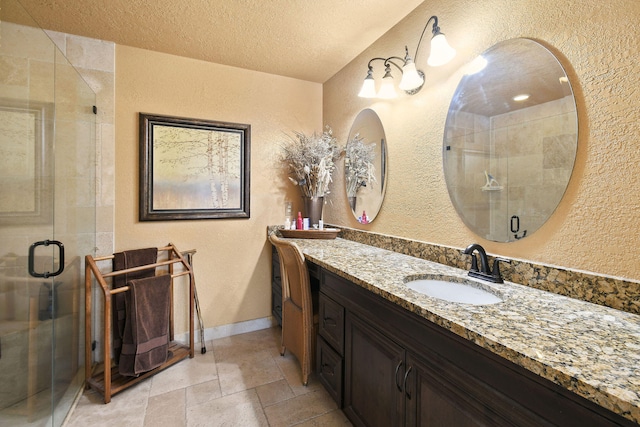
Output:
left=119, top=274, right=171, bottom=377
left=112, top=248, right=158, bottom=363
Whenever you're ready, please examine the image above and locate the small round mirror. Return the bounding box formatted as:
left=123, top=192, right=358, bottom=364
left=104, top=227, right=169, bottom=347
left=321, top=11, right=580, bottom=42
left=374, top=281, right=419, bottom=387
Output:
left=345, top=109, right=387, bottom=224
left=443, top=38, right=577, bottom=242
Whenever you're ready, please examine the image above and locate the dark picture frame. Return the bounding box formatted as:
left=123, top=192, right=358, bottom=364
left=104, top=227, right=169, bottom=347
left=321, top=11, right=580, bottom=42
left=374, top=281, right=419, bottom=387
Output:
left=139, top=113, right=250, bottom=221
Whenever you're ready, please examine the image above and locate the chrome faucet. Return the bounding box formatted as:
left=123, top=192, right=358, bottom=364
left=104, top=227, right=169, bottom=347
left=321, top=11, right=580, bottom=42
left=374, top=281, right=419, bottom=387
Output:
left=462, top=243, right=510, bottom=283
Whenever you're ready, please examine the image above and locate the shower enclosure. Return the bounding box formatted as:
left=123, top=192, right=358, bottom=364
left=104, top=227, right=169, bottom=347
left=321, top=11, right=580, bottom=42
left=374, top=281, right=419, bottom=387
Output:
left=0, top=1, right=96, bottom=425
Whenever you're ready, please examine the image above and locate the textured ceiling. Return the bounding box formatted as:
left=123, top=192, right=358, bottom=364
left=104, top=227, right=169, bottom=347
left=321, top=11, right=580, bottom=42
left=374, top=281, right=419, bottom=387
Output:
left=15, top=0, right=425, bottom=83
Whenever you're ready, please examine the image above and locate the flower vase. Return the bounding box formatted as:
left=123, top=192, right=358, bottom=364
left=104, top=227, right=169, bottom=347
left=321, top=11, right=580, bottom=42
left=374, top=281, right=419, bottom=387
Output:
left=303, top=196, right=324, bottom=229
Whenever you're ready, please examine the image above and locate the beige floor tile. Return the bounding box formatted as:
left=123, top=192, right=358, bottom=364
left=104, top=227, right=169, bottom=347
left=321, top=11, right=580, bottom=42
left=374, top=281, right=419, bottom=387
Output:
left=149, top=350, right=218, bottom=397
left=274, top=351, right=323, bottom=396
left=65, top=380, right=151, bottom=427
left=186, top=378, right=222, bottom=408
left=212, top=328, right=282, bottom=362
left=144, top=388, right=186, bottom=427
left=216, top=350, right=284, bottom=395
left=294, top=409, right=353, bottom=426
left=186, top=389, right=268, bottom=427
left=255, top=379, right=295, bottom=407
left=66, top=327, right=352, bottom=427
left=263, top=389, right=338, bottom=427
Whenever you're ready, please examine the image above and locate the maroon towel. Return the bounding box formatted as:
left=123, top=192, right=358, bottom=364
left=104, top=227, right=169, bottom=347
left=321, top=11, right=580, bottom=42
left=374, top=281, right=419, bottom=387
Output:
left=112, top=248, right=158, bottom=363
left=119, top=274, right=171, bottom=377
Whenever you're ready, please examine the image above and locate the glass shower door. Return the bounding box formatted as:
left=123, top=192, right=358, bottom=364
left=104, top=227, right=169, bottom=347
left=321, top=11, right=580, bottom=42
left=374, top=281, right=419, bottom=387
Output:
left=0, top=1, right=96, bottom=425
left=49, top=46, right=97, bottom=427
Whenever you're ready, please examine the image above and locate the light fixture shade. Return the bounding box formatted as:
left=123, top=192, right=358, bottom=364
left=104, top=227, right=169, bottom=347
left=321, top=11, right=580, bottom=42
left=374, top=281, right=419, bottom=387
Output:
left=377, top=70, right=398, bottom=99
left=358, top=75, right=377, bottom=98
left=399, top=61, right=424, bottom=91
left=427, top=32, right=456, bottom=67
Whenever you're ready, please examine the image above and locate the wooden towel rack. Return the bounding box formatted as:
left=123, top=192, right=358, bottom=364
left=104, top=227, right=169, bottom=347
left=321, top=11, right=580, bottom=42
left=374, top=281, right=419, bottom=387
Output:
left=84, top=243, right=195, bottom=403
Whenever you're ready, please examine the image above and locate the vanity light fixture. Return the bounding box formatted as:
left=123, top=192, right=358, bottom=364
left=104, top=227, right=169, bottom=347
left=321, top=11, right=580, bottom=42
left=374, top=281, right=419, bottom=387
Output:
left=358, top=15, right=456, bottom=99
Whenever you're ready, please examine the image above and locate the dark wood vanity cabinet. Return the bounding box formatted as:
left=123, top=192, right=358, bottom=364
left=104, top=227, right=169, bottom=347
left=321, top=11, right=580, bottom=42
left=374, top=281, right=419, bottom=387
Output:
left=318, top=267, right=635, bottom=427
left=344, top=314, right=503, bottom=427
left=271, top=247, right=282, bottom=326
left=317, top=289, right=345, bottom=405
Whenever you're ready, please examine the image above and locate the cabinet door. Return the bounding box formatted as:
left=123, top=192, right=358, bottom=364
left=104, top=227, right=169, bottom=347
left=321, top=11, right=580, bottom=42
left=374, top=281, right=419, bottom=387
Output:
left=405, top=352, right=517, bottom=427
left=344, top=313, right=405, bottom=427
left=405, top=353, right=482, bottom=427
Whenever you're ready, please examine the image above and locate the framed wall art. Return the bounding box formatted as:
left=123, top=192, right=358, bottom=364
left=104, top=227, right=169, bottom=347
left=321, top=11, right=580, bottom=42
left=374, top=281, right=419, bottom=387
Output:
left=139, top=113, right=250, bottom=221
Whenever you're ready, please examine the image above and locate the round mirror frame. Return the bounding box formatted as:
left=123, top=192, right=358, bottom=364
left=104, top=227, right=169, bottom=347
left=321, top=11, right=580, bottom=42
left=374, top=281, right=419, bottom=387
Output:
left=443, top=38, right=578, bottom=242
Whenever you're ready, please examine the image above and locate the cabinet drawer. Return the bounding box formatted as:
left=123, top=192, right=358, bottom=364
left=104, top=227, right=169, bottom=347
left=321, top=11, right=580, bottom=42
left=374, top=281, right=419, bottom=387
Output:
left=317, top=336, right=343, bottom=407
left=319, top=292, right=345, bottom=355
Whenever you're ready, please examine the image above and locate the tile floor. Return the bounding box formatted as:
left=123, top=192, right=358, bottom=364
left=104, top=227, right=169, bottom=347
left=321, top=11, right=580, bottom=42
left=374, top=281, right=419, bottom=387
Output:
left=65, top=327, right=352, bottom=427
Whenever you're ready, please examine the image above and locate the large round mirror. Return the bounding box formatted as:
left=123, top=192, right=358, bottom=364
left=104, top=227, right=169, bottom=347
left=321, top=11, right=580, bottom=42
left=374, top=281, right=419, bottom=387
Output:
left=345, top=109, right=387, bottom=224
left=443, top=38, right=577, bottom=242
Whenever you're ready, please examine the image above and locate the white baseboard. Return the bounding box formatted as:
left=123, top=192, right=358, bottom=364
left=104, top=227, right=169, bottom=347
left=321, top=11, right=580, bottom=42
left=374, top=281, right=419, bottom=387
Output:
left=175, top=316, right=277, bottom=344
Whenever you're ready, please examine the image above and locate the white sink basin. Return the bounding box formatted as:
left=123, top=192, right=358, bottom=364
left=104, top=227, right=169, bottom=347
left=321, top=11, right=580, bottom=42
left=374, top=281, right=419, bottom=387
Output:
left=404, top=276, right=503, bottom=305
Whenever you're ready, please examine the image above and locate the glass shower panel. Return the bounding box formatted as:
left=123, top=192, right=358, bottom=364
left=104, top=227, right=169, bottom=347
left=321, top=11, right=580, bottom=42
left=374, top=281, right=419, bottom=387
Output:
left=50, top=47, right=96, bottom=427
left=0, top=0, right=96, bottom=425
left=0, top=10, right=57, bottom=426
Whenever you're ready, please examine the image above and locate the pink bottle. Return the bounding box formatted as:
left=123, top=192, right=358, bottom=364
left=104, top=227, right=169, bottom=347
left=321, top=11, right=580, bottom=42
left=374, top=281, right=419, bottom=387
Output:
left=296, top=212, right=303, bottom=230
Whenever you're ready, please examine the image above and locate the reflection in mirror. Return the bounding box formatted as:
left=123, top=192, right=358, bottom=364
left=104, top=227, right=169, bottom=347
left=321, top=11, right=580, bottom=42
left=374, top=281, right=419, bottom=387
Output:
left=443, top=38, right=577, bottom=242
left=0, top=100, right=53, bottom=225
left=345, top=109, right=387, bottom=223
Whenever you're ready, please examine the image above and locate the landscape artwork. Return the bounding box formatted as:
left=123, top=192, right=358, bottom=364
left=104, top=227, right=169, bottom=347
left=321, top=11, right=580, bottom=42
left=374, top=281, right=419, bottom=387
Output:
left=139, top=113, right=250, bottom=220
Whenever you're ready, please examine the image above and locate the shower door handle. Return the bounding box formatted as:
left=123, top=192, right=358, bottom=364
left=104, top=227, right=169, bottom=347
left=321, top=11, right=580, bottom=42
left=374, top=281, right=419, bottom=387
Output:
left=28, top=240, right=65, bottom=278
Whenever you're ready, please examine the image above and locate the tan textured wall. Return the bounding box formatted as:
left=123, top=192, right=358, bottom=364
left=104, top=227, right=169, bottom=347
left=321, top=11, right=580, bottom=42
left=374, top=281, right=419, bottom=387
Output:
left=323, top=0, right=640, bottom=281
left=116, top=45, right=322, bottom=330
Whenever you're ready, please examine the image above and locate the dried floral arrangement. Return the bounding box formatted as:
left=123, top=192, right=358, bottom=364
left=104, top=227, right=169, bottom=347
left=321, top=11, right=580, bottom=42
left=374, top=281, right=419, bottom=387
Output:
left=280, top=126, right=342, bottom=198
left=345, top=133, right=376, bottom=198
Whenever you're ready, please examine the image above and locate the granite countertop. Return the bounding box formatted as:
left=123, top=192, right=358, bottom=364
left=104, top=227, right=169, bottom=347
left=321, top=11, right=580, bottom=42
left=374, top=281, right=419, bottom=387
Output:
left=284, top=236, right=640, bottom=424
